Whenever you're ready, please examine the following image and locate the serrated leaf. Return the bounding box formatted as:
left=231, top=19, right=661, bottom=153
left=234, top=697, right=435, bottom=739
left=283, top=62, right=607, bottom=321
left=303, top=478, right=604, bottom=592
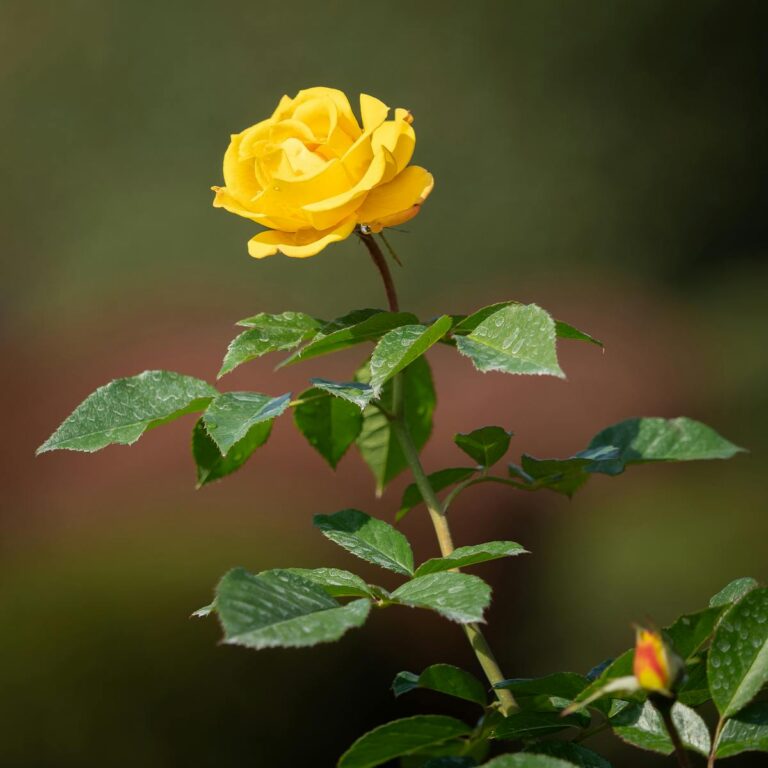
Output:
left=337, top=715, right=472, bottom=768
left=517, top=446, right=619, bottom=497
left=710, top=577, right=759, bottom=608
left=37, top=370, right=217, bottom=453
left=716, top=701, right=768, bottom=758
left=314, top=509, right=414, bottom=576
left=282, top=310, right=418, bottom=367
left=496, top=672, right=588, bottom=701
left=455, top=426, right=512, bottom=467
left=415, top=541, right=527, bottom=577
left=310, top=378, right=376, bottom=409
left=708, top=587, right=768, bottom=716
left=554, top=321, right=603, bottom=348
left=192, top=417, right=272, bottom=487
left=215, top=568, right=370, bottom=649
left=492, top=711, right=587, bottom=741
left=526, top=742, right=611, bottom=768
left=677, top=657, right=711, bottom=706
left=452, top=303, right=516, bottom=335
left=455, top=304, right=564, bottom=378
left=202, top=391, right=291, bottom=454
left=285, top=568, right=377, bottom=599
left=481, top=757, right=580, bottom=768
left=665, top=606, right=723, bottom=659
left=589, top=417, right=744, bottom=468
left=294, top=388, right=362, bottom=468
left=219, top=311, right=323, bottom=376
left=392, top=663, right=488, bottom=706
left=398, top=467, right=478, bottom=522
left=369, top=316, right=452, bottom=392
left=356, top=356, right=436, bottom=494
left=391, top=572, right=491, bottom=624
left=610, top=700, right=711, bottom=756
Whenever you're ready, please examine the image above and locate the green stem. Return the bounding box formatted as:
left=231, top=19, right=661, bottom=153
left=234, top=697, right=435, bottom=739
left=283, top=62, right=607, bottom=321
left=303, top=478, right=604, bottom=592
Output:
left=362, top=230, right=517, bottom=714
left=708, top=717, right=724, bottom=768
left=391, top=418, right=517, bottom=714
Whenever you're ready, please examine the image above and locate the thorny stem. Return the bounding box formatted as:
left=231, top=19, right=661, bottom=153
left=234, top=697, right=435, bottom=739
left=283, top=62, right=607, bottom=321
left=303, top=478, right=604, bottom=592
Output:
left=361, top=230, right=518, bottom=715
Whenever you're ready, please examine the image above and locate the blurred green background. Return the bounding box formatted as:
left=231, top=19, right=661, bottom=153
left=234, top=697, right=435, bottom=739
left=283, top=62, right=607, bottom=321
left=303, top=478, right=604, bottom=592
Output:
left=2, top=1, right=767, bottom=765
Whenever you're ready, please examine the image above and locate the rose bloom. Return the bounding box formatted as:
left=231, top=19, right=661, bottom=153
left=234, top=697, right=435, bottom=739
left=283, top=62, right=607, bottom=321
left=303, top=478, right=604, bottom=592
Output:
left=212, top=86, right=434, bottom=258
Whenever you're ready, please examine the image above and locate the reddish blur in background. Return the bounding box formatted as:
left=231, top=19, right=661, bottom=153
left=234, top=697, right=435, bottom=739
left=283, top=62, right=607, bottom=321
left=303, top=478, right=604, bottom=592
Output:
left=2, top=1, right=767, bottom=766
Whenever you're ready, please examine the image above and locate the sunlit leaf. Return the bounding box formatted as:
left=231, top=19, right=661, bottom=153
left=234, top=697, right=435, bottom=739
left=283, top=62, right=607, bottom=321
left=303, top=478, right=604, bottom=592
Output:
left=37, top=370, right=217, bottom=454
left=391, top=572, right=491, bottom=624
left=215, top=568, right=370, bottom=649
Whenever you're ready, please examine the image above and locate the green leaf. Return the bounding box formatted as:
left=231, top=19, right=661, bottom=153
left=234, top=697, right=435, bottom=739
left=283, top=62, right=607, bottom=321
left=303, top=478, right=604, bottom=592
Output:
left=237, top=309, right=323, bottom=330
left=398, top=468, right=477, bottom=522
left=492, top=711, right=587, bottom=740
left=610, top=700, right=711, bottom=756
left=310, top=378, right=376, bottom=410
left=481, top=756, right=579, bottom=768
left=677, top=657, right=711, bottom=706
left=496, top=673, right=588, bottom=701
left=516, top=446, right=620, bottom=497
left=192, top=417, right=272, bottom=487
left=525, top=742, right=611, bottom=768
left=356, top=356, right=436, bottom=494
left=391, top=572, right=491, bottom=623
left=392, top=663, right=488, bottom=706
left=710, top=577, right=759, bottom=608
left=293, top=388, right=362, bottom=468
left=215, top=568, right=370, bottom=649
left=588, top=416, right=745, bottom=468
left=455, top=426, right=512, bottom=467
left=665, top=606, right=724, bottom=659
left=37, top=370, right=217, bottom=454
left=219, top=311, right=323, bottom=376
left=455, top=304, right=564, bottom=378
left=452, top=303, right=516, bottom=335
left=554, top=320, right=603, bottom=348
left=368, top=316, right=452, bottom=392
left=422, top=760, right=477, bottom=768
left=415, top=541, right=527, bottom=577
left=284, top=568, right=377, bottom=599
left=202, top=391, right=291, bottom=454
left=314, top=509, right=414, bottom=576
left=716, top=701, right=768, bottom=758
left=337, top=715, right=472, bottom=768
left=708, top=586, right=768, bottom=717
left=282, top=310, right=418, bottom=367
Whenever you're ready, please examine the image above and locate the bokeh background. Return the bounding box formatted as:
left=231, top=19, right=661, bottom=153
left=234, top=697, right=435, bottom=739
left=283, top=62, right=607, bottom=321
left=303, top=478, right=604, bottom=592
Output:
left=2, top=1, right=767, bottom=765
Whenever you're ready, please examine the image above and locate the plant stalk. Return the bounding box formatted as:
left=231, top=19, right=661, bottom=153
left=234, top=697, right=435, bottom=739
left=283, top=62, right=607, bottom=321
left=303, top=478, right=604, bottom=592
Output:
left=652, top=696, right=691, bottom=768
left=708, top=717, right=724, bottom=768
left=361, top=230, right=517, bottom=715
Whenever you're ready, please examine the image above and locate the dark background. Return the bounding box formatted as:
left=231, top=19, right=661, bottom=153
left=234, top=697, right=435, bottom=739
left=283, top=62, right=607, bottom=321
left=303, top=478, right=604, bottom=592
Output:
left=2, top=1, right=767, bottom=765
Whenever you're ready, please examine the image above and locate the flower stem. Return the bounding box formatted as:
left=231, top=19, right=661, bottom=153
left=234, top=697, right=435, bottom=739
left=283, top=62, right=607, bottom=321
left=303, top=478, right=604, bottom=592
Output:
left=361, top=231, right=517, bottom=715
left=651, top=696, right=691, bottom=768
left=358, top=232, right=400, bottom=312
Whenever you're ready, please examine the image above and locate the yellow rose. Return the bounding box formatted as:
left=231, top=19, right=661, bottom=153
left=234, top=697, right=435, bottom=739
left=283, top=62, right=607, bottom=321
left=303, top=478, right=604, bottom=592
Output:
left=212, top=86, right=434, bottom=259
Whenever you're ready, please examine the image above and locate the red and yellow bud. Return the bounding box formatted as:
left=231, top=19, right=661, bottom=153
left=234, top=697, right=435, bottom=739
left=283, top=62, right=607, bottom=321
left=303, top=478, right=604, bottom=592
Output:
left=633, top=626, right=682, bottom=695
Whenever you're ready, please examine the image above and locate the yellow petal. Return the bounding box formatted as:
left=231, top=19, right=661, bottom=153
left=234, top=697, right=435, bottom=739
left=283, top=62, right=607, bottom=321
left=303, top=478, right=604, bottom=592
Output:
left=247, top=216, right=357, bottom=259
left=360, top=93, right=389, bottom=132
left=356, top=166, right=434, bottom=232
left=372, top=119, right=416, bottom=177
left=211, top=186, right=304, bottom=232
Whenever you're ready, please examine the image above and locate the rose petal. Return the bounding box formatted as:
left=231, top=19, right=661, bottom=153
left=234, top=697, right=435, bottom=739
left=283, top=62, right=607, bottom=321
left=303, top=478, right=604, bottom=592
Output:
left=247, top=216, right=357, bottom=259
left=356, top=166, right=434, bottom=232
